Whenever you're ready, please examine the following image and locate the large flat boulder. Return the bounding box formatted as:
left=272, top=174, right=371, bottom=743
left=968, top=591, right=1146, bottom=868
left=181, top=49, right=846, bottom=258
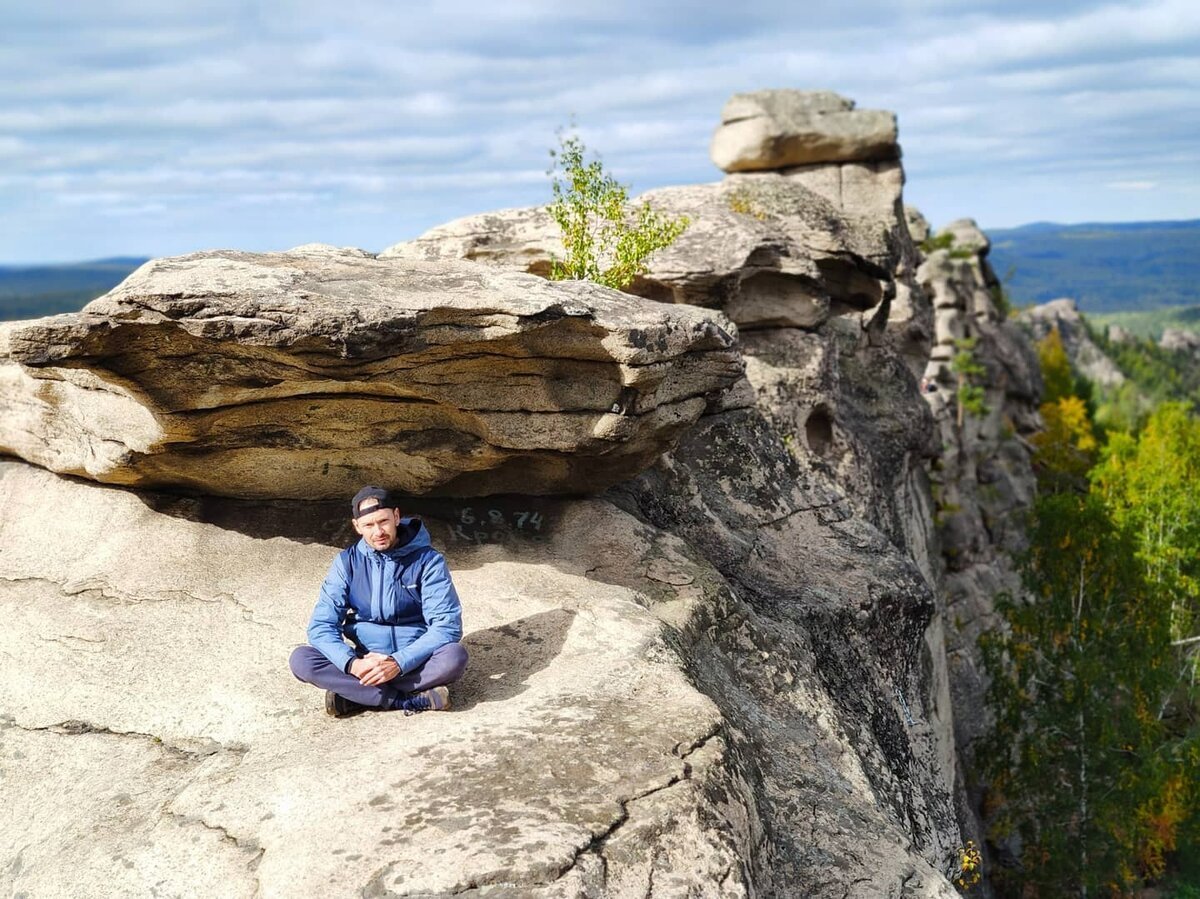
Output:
left=634, top=179, right=896, bottom=322
left=710, top=90, right=899, bottom=173
left=0, top=248, right=742, bottom=499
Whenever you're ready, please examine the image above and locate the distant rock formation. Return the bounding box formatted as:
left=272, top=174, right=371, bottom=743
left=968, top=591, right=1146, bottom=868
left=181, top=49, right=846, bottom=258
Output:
left=709, top=90, right=899, bottom=173
left=937, top=219, right=991, bottom=256
left=1020, top=297, right=1126, bottom=388
left=1160, top=326, right=1200, bottom=354
left=0, top=248, right=742, bottom=499
left=1107, top=324, right=1136, bottom=344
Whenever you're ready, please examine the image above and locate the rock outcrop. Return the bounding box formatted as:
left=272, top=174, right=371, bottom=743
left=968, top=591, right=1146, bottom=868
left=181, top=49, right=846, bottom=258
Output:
left=612, top=405, right=959, bottom=896
left=384, top=179, right=902, bottom=335
left=386, top=93, right=931, bottom=541
left=0, top=248, right=741, bottom=499
left=1160, top=326, right=1200, bottom=354
left=1107, top=323, right=1136, bottom=344
left=710, top=90, right=899, bottom=173
left=915, top=217, right=1042, bottom=844
left=0, top=90, right=1031, bottom=898
left=382, top=92, right=964, bottom=894
left=1019, top=297, right=1125, bottom=388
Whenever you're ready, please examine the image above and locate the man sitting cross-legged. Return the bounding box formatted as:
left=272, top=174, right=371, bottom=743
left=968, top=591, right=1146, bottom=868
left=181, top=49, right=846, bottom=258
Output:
left=289, top=486, right=468, bottom=717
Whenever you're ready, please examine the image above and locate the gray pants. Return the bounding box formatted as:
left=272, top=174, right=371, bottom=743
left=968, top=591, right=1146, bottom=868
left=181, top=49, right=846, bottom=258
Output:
left=289, top=642, right=468, bottom=710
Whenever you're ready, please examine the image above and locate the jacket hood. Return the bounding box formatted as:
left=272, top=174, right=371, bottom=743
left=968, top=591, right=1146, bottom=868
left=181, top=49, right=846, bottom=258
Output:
left=356, top=517, right=430, bottom=559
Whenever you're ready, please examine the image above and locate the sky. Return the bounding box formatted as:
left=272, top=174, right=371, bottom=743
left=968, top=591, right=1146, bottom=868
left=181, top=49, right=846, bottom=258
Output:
left=2, top=0, right=1198, bottom=263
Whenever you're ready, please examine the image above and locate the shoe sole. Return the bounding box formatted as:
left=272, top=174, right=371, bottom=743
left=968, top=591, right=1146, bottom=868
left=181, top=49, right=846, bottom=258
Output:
left=325, top=690, right=364, bottom=718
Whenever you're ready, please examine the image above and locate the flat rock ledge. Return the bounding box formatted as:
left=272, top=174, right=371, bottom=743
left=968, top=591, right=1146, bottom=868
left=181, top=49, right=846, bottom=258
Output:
left=0, top=248, right=743, bottom=499
left=710, top=90, right=899, bottom=173
left=0, top=460, right=752, bottom=898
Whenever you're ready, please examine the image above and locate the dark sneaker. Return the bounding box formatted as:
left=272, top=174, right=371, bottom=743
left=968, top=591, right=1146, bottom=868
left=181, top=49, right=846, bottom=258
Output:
left=325, top=690, right=368, bottom=718
left=399, top=685, right=451, bottom=715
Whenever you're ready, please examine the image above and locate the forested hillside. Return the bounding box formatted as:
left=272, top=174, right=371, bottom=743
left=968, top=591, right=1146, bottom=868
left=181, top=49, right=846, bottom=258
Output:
left=1090, top=306, right=1200, bottom=341
left=988, top=220, right=1200, bottom=313
left=0, top=258, right=146, bottom=320
left=979, top=314, right=1200, bottom=896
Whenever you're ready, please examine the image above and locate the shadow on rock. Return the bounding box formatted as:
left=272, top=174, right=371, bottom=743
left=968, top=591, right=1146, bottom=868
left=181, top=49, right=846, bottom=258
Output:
left=133, top=491, right=355, bottom=546
left=454, top=609, right=576, bottom=710
left=133, top=489, right=568, bottom=563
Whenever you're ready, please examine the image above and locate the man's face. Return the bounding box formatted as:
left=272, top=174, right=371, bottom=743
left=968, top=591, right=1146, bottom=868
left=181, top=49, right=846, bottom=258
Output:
left=353, top=506, right=402, bottom=551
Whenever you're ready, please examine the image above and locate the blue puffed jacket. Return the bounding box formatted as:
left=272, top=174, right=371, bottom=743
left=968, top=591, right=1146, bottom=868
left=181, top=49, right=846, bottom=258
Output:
left=307, top=518, right=463, bottom=675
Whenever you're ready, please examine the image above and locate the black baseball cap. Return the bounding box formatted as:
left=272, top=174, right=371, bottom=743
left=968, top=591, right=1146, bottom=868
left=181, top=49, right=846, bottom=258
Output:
left=351, top=486, right=394, bottom=519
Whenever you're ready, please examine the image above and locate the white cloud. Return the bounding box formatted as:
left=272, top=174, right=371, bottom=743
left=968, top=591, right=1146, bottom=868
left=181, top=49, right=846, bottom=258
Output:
left=0, top=0, right=1197, bottom=260
left=1106, top=180, right=1158, bottom=190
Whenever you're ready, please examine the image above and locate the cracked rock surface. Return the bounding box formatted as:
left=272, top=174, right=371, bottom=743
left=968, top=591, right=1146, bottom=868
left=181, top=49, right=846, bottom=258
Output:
left=0, top=248, right=741, bottom=499
left=0, top=724, right=262, bottom=899
left=0, top=460, right=753, bottom=898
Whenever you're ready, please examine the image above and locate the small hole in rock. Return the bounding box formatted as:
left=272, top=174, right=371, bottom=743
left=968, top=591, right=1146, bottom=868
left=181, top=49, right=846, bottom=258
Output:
left=805, top=407, right=835, bottom=458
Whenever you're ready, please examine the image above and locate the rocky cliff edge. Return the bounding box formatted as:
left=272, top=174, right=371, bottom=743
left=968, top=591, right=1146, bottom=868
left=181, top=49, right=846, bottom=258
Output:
left=0, top=89, right=1041, bottom=898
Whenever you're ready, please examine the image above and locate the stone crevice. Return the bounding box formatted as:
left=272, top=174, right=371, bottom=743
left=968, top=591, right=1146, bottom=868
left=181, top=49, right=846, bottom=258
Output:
left=556, top=726, right=725, bottom=888
left=155, top=386, right=725, bottom=420
left=163, top=809, right=266, bottom=871
left=1, top=574, right=275, bottom=631
left=759, top=500, right=842, bottom=529
left=0, top=714, right=232, bottom=761
left=357, top=727, right=726, bottom=898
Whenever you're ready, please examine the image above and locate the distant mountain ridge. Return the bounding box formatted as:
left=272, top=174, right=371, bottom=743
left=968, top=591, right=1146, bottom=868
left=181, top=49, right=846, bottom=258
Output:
left=985, top=219, right=1200, bottom=314
left=0, top=257, right=148, bottom=321
left=3, top=218, right=1199, bottom=323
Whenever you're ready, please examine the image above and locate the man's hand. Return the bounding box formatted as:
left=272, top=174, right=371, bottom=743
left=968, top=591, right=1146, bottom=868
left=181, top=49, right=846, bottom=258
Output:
left=351, top=652, right=401, bottom=687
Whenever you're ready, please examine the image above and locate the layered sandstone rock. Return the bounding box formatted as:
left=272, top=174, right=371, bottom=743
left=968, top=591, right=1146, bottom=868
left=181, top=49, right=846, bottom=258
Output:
left=0, top=248, right=742, bottom=499
left=710, top=90, right=899, bottom=173
left=380, top=206, right=563, bottom=277
left=389, top=160, right=927, bottom=381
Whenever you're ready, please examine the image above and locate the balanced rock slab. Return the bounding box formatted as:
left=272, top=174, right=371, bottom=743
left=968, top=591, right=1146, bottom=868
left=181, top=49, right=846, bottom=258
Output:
left=710, top=90, right=899, bottom=173
left=0, top=248, right=742, bottom=499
